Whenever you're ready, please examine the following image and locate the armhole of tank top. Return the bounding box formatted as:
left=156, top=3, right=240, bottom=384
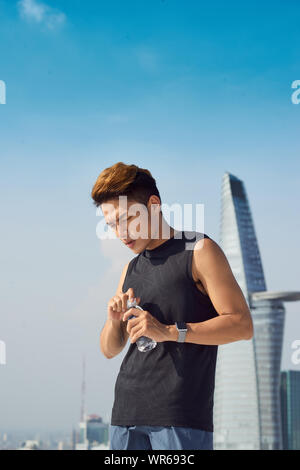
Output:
left=186, top=233, right=212, bottom=302
left=122, top=256, right=138, bottom=293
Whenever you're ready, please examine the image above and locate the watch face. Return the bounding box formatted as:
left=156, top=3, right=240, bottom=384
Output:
left=176, top=321, right=187, bottom=331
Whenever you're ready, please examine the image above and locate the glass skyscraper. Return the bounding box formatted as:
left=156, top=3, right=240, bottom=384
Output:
left=213, top=172, right=300, bottom=450
left=280, top=370, right=300, bottom=450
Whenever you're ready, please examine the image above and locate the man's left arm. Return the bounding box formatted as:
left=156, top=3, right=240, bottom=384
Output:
left=166, top=237, right=254, bottom=345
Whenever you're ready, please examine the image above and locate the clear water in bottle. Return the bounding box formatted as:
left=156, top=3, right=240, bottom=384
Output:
left=126, top=298, right=157, bottom=352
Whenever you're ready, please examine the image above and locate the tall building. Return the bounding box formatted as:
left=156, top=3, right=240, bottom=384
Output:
left=86, top=414, right=109, bottom=446
left=280, top=370, right=300, bottom=450
left=213, top=172, right=300, bottom=450
left=76, top=414, right=109, bottom=450
left=77, top=420, right=88, bottom=449
left=75, top=356, right=109, bottom=450
left=71, top=427, right=78, bottom=450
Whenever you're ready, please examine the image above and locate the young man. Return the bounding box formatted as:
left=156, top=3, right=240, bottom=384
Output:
left=91, top=162, right=253, bottom=450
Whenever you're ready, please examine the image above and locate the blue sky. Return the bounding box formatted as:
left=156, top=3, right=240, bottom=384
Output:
left=0, top=0, right=300, bottom=434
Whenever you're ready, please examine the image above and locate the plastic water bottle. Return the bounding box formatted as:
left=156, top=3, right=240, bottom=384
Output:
left=127, top=298, right=157, bottom=352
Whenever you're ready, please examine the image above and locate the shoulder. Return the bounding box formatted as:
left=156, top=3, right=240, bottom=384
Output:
left=182, top=230, right=217, bottom=252
left=194, top=233, right=217, bottom=251
left=192, top=233, right=230, bottom=274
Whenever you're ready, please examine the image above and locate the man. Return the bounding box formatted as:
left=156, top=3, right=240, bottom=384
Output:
left=91, top=162, right=253, bottom=450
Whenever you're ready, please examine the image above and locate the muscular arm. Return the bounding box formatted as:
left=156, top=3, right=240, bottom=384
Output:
left=167, top=237, right=254, bottom=345
left=100, top=262, right=130, bottom=359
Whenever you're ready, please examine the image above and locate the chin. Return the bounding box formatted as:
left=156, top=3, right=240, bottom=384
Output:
left=132, top=243, right=142, bottom=253
left=132, top=240, right=146, bottom=253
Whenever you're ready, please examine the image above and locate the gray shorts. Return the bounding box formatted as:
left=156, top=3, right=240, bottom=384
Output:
left=109, top=424, right=213, bottom=450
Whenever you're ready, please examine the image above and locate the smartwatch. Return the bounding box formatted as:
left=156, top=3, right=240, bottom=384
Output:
left=175, top=321, right=188, bottom=343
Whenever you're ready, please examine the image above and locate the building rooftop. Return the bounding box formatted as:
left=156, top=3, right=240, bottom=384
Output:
left=249, top=291, right=300, bottom=302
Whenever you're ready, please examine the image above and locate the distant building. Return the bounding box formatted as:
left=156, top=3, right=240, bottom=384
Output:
left=76, top=414, right=109, bottom=450
left=57, top=441, right=64, bottom=450
left=75, top=442, right=88, bottom=450
left=213, top=172, right=300, bottom=449
left=91, top=442, right=110, bottom=450
left=86, top=414, right=109, bottom=446
left=281, top=370, right=300, bottom=450
left=71, top=427, right=78, bottom=450
left=17, top=440, right=40, bottom=450
left=78, top=420, right=88, bottom=447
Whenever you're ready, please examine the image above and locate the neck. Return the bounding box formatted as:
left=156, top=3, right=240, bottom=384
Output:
left=146, top=216, right=175, bottom=251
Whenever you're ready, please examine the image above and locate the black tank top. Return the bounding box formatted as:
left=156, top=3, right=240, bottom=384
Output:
left=110, top=230, right=219, bottom=431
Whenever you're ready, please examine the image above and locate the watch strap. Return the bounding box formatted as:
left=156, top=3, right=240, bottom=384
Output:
left=175, top=321, right=187, bottom=343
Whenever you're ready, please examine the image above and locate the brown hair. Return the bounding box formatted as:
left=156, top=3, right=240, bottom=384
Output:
left=91, top=162, right=161, bottom=208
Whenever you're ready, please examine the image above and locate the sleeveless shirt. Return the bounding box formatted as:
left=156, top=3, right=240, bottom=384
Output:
left=110, top=230, right=219, bottom=431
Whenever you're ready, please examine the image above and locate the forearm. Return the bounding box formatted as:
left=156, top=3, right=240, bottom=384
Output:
left=100, top=318, right=127, bottom=358
left=167, top=313, right=253, bottom=345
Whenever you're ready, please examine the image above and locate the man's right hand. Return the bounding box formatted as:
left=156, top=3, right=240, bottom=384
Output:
left=107, top=287, right=141, bottom=321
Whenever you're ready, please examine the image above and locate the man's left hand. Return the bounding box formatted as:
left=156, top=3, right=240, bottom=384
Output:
left=122, top=307, right=177, bottom=343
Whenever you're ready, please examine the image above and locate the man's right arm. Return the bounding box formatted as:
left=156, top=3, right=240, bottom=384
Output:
left=100, top=262, right=131, bottom=359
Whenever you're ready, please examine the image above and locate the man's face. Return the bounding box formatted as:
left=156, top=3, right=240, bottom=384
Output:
left=101, top=197, right=159, bottom=252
